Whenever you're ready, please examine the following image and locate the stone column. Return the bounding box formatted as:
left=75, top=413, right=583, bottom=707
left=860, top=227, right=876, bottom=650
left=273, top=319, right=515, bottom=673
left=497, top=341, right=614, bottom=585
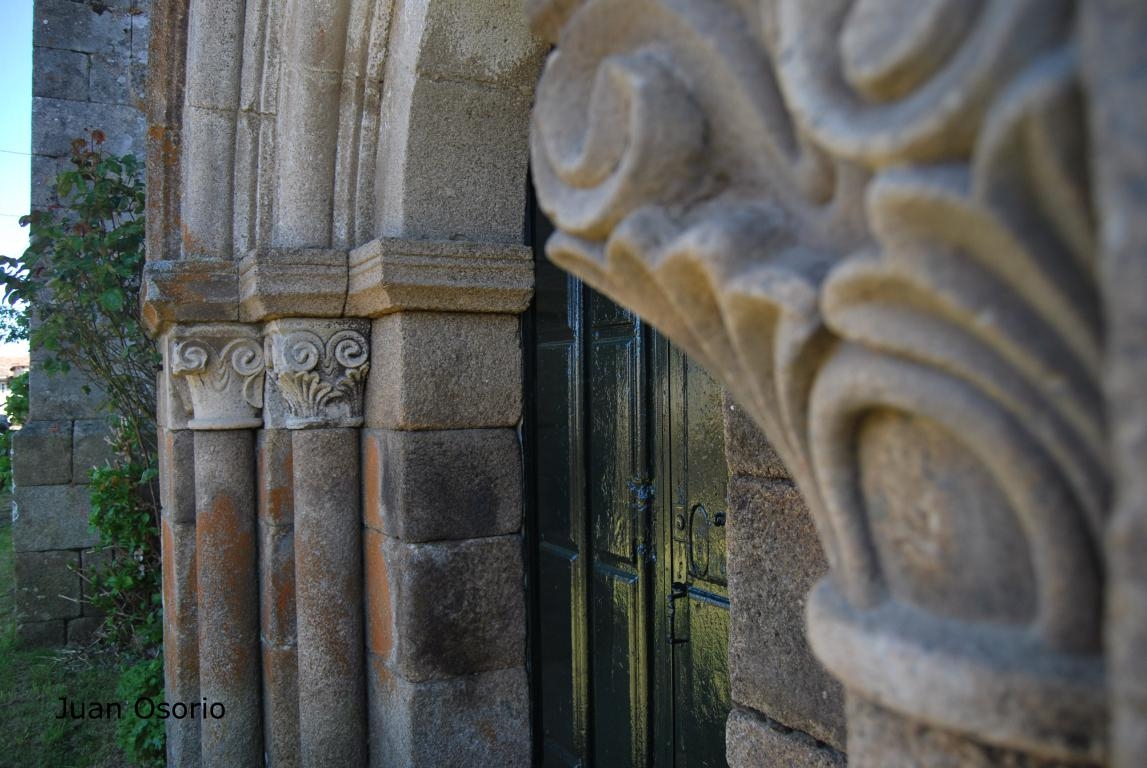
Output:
left=265, top=319, right=370, bottom=768
left=168, top=324, right=265, bottom=767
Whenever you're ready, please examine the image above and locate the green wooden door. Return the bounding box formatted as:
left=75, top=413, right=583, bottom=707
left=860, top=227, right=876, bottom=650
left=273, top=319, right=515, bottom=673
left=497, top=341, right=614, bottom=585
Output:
left=528, top=212, right=731, bottom=768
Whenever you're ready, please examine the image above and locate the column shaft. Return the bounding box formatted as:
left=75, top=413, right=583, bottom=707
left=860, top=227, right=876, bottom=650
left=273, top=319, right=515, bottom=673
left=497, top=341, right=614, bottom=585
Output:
left=195, top=429, right=262, bottom=766
left=293, top=427, right=367, bottom=767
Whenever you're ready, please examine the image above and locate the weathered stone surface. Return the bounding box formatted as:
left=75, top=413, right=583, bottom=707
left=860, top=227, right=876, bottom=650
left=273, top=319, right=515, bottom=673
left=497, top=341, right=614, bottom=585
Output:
left=346, top=238, right=534, bottom=317
left=28, top=353, right=105, bottom=420
left=531, top=2, right=1116, bottom=765
left=72, top=418, right=113, bottom=484
left=32, top=47, right=90, bottom=101
left=34, top=0, right=133, bottom=55
left=727, top=476, right=844, bottom=748
left=257, top=428, right=293, bottom=528
left=17, top=619, right=66, bottom=648
left=142, top=260, right=239, bottom=337
left=364, top=531, right=525, bottom=682
left=376, top=76, right=533, bottom=244
left=194, top=430, right=261, bottom=766
left=362, top=428, right=522, bottom=543
left=12, top=420, right=73, bottom=487
left=1082, top=6, right=1147, bottom=767
left=15, top=550, right=81, bottom=622
left=12, top=485, right=98, bottom=552
left=416, top=0, right=545, bottom=88
left=261, top=644, right=300, bottom=768
left=723, top=393, right=788, bottom=480
left=66, top=615, right=104, bottom=645
left=238, top=249, right=348, bottom=322
left=88, top=50, right=147, bottom=107
left=845, top=695, right=1097, bottom=768
left=726, top=708, right=845, bottom=768
left=161, top=516, right=200, bottom=768
left=180, top=104, right=237, bottom=259
left=32, top=96, right=144, bottom=158
left=30, top=153, right=70, bottom=210
left=368, top=661, right=530, bottom=768
left=258, top=516, right=295, bottom=647
left=167, top=323, right=265, bottom=430
left=365, top=312, right=522, bottom=430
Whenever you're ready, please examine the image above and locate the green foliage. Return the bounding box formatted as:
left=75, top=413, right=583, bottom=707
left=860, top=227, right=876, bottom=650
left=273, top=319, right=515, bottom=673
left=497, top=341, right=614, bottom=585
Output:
left=0, top=302, right=28, bottom=344
left=87, top=450, right=162, bottom=652
left=1, top=133, right=164, bottom=764
left=0, top=131, right=159, bottom=464
left=114, top=655, right=166, bottom=768
left=6, top=370, right=28, bottom=426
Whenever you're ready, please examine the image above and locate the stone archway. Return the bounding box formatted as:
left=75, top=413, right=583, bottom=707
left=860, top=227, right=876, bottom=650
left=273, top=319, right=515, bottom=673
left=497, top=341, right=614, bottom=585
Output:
left=144, top=1, right=547, bottom=765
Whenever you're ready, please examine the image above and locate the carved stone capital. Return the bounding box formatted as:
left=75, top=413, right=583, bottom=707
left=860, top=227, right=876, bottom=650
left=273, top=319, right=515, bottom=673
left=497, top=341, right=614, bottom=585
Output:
left=166, top=324, right=266, bottom=430
left=263, top=319, right=371, bottom=430
left=531, top=1, right=1110, bottom=763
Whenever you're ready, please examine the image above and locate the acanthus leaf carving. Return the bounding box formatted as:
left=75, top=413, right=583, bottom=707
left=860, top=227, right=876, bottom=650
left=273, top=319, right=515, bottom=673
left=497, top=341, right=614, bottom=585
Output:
left=264, top=319, right=371, bottom=429
left=531, top=0, right=1108, bottom=761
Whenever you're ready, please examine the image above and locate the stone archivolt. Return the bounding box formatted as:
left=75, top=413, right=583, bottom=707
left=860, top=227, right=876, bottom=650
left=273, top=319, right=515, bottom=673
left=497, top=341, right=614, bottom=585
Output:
left=531, top=0, right=1109, bottom=762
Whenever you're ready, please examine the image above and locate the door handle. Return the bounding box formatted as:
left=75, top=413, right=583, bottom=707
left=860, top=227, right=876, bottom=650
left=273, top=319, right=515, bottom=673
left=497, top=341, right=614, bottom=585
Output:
left=667, top=581, right=689, bottom=646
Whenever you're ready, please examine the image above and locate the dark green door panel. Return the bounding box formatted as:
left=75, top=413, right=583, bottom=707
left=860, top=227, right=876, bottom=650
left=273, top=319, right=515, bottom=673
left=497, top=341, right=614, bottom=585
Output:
left=529, top=208, right=730, bottom=768
left=660, top=347, right=731, bottom=768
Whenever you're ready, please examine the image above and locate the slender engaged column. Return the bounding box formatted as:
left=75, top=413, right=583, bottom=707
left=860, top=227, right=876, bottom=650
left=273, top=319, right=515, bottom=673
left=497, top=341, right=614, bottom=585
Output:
left=168, top=324, right=266, bottom=767
left=265, top=319, right=370, bottom=768
left=194, top=429, right=261, bottom=764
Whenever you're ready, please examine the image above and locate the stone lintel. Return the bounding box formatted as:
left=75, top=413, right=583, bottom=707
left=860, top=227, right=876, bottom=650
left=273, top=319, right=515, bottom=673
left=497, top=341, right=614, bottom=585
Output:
left=346, top=237, right=533, bottom=317
left=239, top=248, right=349, bottom=323
left=141, top=259, right=239, bottom=337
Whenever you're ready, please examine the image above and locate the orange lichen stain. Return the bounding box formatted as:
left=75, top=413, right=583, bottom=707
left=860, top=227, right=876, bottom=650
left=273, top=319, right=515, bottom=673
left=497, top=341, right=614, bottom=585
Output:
left=364, top=530, right=394, bottom=658
left=181, top=222, right=208, bottom=256
left=363, top=433, right=383, bottom=531
left=259, top=436, right=294, bottom=525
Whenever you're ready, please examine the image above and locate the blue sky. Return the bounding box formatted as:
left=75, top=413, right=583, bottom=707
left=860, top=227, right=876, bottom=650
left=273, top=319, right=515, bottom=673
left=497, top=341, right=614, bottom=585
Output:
left=0, top=1, right=34, bottom=356
left=0, top=1, right=31, bottom=261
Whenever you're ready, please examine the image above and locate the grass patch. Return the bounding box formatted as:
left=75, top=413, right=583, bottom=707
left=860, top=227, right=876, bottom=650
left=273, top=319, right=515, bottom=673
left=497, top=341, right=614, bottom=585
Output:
left=0, top=513, right=127, bottom=766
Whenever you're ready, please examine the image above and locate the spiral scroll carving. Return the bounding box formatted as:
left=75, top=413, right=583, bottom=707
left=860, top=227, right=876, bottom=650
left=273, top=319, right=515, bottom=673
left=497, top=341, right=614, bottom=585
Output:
left=168, top=325, right=267, bottom=430
left=531, top=0, right=1108, bottom=761
left=264, top=320, right=371, bottom=429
